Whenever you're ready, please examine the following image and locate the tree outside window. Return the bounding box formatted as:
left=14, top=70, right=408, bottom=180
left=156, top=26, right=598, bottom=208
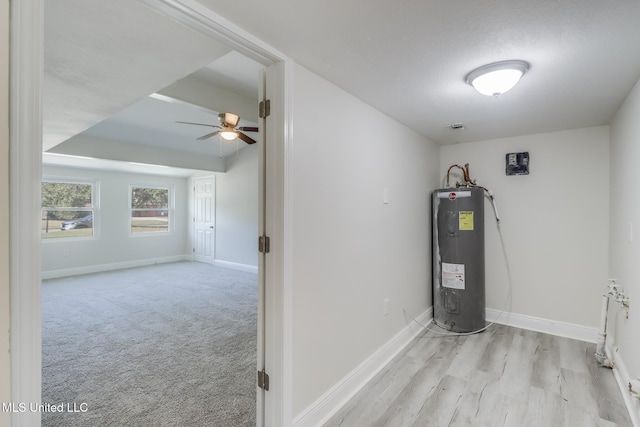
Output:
left=41, top=181, right=94, bottom=239
left=130, top=186, right=170, bottom=233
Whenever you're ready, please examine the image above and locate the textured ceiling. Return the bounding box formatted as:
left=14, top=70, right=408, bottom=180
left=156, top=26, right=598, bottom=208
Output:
left=196, top=0, right=640, bottom=144
left=44, top=0, right=640, bottom=164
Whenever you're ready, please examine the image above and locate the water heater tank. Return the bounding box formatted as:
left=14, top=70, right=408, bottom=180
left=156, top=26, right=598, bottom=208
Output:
left=432, top=188, right=485, bottom=332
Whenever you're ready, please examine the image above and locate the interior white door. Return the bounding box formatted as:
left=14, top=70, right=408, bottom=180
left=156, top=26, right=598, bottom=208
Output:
left=193, top=176, right=216, bottom=264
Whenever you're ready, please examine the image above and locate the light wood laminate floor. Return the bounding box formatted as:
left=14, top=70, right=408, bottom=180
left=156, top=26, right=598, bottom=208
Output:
left=325, top=324, right=631, bottom=427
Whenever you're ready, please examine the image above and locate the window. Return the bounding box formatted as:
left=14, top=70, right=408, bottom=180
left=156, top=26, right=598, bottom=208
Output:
left=41, top=180, right=95, bottom=239
left=130, top=185, right=170, bottom=234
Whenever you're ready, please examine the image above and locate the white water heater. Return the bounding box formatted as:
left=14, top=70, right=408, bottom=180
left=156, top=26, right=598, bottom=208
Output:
left=432, top=188, right=485, bottom=332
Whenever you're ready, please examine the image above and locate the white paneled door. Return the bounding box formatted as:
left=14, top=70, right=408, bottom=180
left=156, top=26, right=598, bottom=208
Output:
left=194, top=176, right=216, bottom=264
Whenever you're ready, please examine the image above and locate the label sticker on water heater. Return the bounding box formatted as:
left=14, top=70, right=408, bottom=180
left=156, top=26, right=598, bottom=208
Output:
left=459, top=211, right=474, bottom=231
left=442, top=262, right=465, bottom=290
left=437, top=191, right=471, bottom=199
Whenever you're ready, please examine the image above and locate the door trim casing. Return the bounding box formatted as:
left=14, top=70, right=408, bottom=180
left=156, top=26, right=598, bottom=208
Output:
left=9, top=1, right=43, bottom=426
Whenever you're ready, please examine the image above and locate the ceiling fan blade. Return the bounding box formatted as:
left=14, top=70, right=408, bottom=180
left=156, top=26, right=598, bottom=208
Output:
left=237, top=126, right=259, bottom=133
left=197, top=130, right=221, bottom=140
left=176, top=121, right=220, bottom=129
left=237, top=132, right=257, bottom=145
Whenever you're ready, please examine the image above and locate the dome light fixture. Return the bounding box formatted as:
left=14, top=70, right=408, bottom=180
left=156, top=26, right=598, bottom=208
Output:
left=220, top=128, right=238, bottom=140
left=465, top=60, right=530, bottom=97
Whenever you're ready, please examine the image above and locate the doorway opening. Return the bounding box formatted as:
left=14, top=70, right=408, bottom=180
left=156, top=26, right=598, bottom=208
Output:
left=11, top=1, right=290, bottom=426
left=39, top=13, right=264, bottom=422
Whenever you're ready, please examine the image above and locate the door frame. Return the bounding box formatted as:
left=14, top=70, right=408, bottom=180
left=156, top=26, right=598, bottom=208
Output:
left=9, top=1, right=293, bottom=426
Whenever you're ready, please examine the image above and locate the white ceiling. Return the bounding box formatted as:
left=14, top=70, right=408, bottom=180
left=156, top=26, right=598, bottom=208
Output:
left=197, top=0, right=640, bottom=145
left=59, top=84, right=260, bottom=160
left=44, top=0, right=233, bottom=151
left=43, top=0, right=264, bottom=173
left=44, top=0, right=640, bottom=173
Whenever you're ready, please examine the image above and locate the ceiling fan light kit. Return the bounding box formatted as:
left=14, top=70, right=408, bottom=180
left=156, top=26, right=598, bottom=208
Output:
left=465, top=60, right=529, bottom=97
left=220, top=129, right=239, bottom=140
left=176, top=112, right=258, bottom=144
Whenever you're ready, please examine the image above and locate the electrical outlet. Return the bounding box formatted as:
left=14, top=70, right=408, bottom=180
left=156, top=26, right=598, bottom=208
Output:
left=383, top=298, right=389, bottom=316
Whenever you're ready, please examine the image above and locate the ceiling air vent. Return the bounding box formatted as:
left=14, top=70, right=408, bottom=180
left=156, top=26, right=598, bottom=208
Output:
left=449, top=123, right=465, bottom=130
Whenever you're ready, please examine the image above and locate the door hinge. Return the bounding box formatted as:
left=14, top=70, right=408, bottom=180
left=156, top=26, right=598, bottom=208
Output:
left=257, top=370, right=270, bottom=391
left=259, top=99, right=271, bottom=118
left=258, top=235, right=270, bottom=254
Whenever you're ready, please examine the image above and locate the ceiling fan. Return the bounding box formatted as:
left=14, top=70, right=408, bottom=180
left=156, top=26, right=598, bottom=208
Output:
left=177, top=112, right=259, bottom=144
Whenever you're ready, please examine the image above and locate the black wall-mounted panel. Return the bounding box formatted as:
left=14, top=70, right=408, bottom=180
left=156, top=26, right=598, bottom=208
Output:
left=506, top=152, right=530, bottom=176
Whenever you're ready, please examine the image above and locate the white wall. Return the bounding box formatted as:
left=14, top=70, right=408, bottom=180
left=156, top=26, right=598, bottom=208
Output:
left=440, top=126, right=610, bottom=329
left=0, top=0, right=10, bottom=421
left=214, top=145, right=259, bottom=268
left=609, top=75, right=640, bottom=414
left=290, top=64, right=440, bottom=416
left=41, top=165, right=191, bottom=277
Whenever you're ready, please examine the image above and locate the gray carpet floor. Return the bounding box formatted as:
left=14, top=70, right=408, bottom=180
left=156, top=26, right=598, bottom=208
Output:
left=41, top=261, right=257, bottom=427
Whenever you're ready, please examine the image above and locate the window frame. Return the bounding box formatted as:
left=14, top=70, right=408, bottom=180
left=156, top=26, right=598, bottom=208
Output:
left=128, top=183, right=174, bottom=236
left=41, top=177, right=99, bottom=241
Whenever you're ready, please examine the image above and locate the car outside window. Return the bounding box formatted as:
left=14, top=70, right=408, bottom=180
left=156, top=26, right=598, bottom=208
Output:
left=41, top=180, right=95, bottom=239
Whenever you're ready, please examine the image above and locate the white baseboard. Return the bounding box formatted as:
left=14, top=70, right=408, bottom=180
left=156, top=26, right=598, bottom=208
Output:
left=41, top=255, right=191, bottom=279
left=607, top=345, right=640, bottom=427
left=213, top=259, right=258, bottom=274
left=293, top=307, right=432, bottom=427
left=486, top=308, right=598, bottom=343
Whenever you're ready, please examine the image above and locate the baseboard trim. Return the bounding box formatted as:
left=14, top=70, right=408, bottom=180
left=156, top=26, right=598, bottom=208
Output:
left=486, top=308, right=598, bottom=343
left=41, top=255, right=191, bottom=279
left=293, top=307, right=432, bottom=427
left=607, top=345, right=640, bottom=427
left=213, top=259, right=258, bottom=274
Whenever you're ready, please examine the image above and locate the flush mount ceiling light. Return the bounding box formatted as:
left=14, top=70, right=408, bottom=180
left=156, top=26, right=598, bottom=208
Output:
left=465, top=60, right=530, bottom=97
